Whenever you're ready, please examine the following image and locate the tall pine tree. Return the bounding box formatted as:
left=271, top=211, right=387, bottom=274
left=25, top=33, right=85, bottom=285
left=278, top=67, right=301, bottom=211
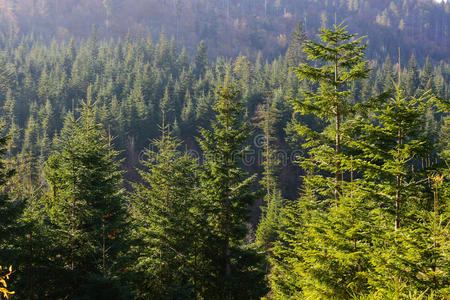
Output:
left=130, top=127, right=205, bottom=299
left=44, top=98, right=129, bottom=299
left=270, top=23, right=380, bottom=298
left=198, top=85, right=267, bottom=299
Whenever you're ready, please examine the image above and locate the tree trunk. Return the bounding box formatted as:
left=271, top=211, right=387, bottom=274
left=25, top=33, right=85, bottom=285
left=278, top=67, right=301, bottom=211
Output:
left=335, top=56, right=341, bottom=201
left=395, top=126, right=403, bottom=230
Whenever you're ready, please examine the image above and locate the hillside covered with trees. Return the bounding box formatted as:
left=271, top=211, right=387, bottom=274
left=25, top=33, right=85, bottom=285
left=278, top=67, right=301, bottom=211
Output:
left=0, top=0, right=449, bottom=61
left=0, top=1, right=448, bottom=299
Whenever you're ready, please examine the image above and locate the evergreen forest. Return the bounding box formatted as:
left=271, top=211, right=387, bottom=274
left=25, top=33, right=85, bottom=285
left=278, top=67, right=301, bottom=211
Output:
left=0, top=1, right=449, bottom=299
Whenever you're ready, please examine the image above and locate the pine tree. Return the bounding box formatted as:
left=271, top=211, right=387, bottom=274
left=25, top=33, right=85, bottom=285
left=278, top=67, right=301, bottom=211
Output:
left=44, top=99, right=129, bottom=298
left=198, top=85, right=267, bottom=299
left=270, top=23, right=380, bottom=298
left=194, top=40, right=208, bottom=79
left=406, top=54, right=420, bottom=96
left=0, top=124, right=22, bottom=267
left=254, top=93, right=284, bottom=250
left=130, top=127, right=204, bottom=299
left=286, top=21, right=307, bottom=68
left=292, top=22, right=370, bottom=201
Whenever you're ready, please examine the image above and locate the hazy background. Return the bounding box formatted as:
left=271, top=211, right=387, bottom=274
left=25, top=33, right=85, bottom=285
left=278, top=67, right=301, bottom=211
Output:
left=0, top=0, right=448, bottom=62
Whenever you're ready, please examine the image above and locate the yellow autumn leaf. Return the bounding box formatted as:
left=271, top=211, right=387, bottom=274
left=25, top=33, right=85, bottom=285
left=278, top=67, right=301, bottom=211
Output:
left=0, top=265, right=14, bottom=299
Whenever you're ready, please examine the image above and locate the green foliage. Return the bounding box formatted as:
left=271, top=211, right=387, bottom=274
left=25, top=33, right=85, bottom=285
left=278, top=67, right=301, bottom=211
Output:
left=130, top=128, right=204, bottom=299
left=194, top=40, right=208, bottom=78
left=0, top=124, right=22, bottom=267
left=348, top=85, right=448, bottom=297
left=286, top=21, right=307, bottom=68
left=44, top=99, right=129, bottom=298
left=270, top=23, right=449, bottom=299
left=255, top=190, right=284, bottom=250
left=198, top=85, right=267, bottom=299
left=0, top=14, right=446, bottom=299
left=254, top=94, right=285, bottom=250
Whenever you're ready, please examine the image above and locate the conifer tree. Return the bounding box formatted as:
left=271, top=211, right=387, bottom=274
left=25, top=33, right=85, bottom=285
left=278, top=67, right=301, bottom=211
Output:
left=0, top=124, right=22, bottom=266
left=286, top=21, right=307, bottom=68
left=10, top=167, right=56, bottom=299
left=381, top=55, right=395, bottom=91
left=0, top=58, right=13, bottom=97
left=406, top=54, right=420, bottom=96
left=270, top=23, right=379, bottom=298
left=292, top=22, right=370, bottom=200
left=160, top=86, right=175, bottom=125
left=181, top=90, right=196, bottom=134
left=195, top=92, right=215, bottom=127
left=348, top=84, right=447, bottom=297
left=194, top=40, right=208, bottom=78
left=198, top=85, right=267, bottom=299
left=254, top=93, right=284, bottom=250
left=421, top=56, right=434, bottom=91
left=130, top=127, right=204, bottom=299
left=44, top=98, right=129, bottom=298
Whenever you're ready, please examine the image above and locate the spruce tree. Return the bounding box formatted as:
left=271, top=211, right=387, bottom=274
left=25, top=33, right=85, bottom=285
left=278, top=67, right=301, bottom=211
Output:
left=198, top=85, right=267, bottom=299
left=130, top=127, right=204, bottom=299
left=292, top=22, right=370, bottom=201
left=286, top=21, right=307, bottom=68
left=0, top=124, right=22, bottom=267
left=254, top=93, right=284, bottom=250
left=270, top=23, right=379, bottom=298
left=44, top=99, right=129, bottom=299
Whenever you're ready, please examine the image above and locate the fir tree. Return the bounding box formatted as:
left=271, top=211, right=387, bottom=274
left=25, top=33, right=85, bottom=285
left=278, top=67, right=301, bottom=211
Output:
left=44, top=99, right=129, bottom=299
left=348, top=84, right=447, bottom=297
left=181, top=90, right=196, bottom=132
left=130, top=127, right=204, bottom=299
left=0, top=124, right=22, bottom=267
left=421, top=56, right=434, bottom=91
left=254, top=93, right=284, bottom=250
left=406, top=54, right=420, bottom=96
left=194, top=40, right=208, bottom=78
left=0, top=57, right=13, bottom=96
left=198, top=85, right=267, bottom=299
left=270, top=23, right=380, bottom=298
left=286, top=21, right=307, bottom=68
left=292, top=22, right=370, bottom=201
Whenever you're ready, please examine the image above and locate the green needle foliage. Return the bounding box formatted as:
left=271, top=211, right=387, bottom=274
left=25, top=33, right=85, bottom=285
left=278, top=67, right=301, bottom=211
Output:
left=0, top=124, right=22, bottom=266
left=44, top=98, right=129, bottom=299
left=254, top=93, right=285, bottom=251
left=292, top=22, right=370, bottom=201
left=198, top=84, right=267, bottom=299
left=347, top=84, right=446, bottom=297
left=271, top=20, right=449, bottom=297
left=0, top=14, right=446, bottom=298
left=271, top=22, right=384, bottom=299
left=130, top=127, right=204, bottom=299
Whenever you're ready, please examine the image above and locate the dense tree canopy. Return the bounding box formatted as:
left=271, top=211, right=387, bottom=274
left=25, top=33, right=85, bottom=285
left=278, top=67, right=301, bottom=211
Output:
left=0, top=17, right=447, bottom=299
